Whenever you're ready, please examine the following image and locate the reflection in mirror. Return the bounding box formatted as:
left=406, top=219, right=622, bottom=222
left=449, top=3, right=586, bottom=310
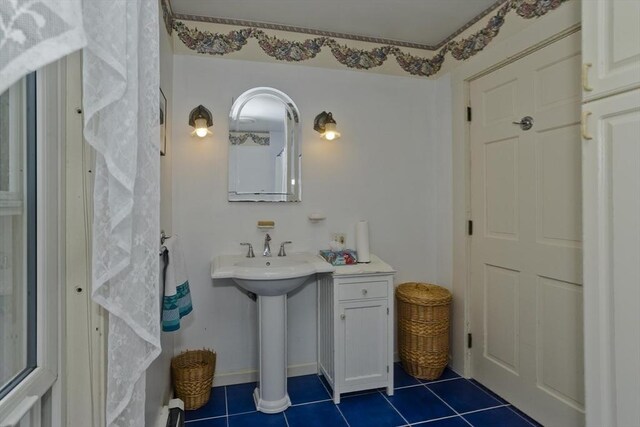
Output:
left=228, top=87, right=301, bottom=202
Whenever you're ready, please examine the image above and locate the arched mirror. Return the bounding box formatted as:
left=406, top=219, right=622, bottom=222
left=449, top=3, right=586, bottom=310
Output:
left=228, top=87, right=301, bottom=202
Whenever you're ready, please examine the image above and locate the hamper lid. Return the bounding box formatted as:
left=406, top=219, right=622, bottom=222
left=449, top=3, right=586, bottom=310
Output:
left=396, top=282, right=452, bottom=305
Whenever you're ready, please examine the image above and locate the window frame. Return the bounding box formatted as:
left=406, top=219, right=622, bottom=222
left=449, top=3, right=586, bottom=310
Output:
left=0, top=72, right=37, bottom=402
left=0, top=79, right=24, bottom=201
left=0, top=61, right=64, bottom=424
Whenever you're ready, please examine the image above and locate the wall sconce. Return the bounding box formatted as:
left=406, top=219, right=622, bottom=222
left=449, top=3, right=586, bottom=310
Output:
left=189, top=105, right=213, bottom=137
left=314, top=111, right=341, bottom=141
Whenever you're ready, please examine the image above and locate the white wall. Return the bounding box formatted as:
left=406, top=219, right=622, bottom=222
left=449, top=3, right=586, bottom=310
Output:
left=171, top=55, right=452, bottom=381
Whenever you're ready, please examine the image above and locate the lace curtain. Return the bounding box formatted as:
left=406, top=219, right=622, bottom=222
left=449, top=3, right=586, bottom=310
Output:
left=83, top=0, right=160, bottom=426
left=0, top=0, right=86, bottom=95
left=2, top=1, right=161, bottom=426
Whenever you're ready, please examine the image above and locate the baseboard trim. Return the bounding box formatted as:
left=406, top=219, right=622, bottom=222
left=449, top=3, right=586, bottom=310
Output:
left=212, top=363, right=318, bottom=387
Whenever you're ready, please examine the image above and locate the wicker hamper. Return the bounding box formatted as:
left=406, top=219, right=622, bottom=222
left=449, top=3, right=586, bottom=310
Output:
left=396, top=282, right=452, bottom=380
left=171, top=349, right=216, bottom=410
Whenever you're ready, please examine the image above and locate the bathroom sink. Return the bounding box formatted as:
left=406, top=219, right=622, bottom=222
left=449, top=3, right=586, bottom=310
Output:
left=211, top=252, right=334, bottom=413
left=211, top=252, right=334, bottom=296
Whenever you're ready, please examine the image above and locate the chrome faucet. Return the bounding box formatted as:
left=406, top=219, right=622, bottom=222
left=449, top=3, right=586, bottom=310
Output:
left=240, top=242, right=255, bottom=258
left=278, top=241, right=292, bottom=257
left=263, top=233, right=272, bottom=257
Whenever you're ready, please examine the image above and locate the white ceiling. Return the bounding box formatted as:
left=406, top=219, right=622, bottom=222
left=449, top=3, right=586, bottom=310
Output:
left=169, top=0, right=500, bottom=48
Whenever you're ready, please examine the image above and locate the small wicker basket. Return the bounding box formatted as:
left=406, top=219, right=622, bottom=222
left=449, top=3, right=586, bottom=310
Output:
left=396, top=282, right=452, bottom=380
left=171, top=349, right=216, bottom=410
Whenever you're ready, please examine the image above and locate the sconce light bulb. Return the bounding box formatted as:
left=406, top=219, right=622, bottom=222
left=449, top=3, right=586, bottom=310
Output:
left=194, top=117, right=210, bottom=138
left=322, top=122, right=340, bottom=141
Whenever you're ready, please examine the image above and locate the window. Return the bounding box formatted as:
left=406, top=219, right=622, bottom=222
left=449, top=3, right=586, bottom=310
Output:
left=0, top=74, right=37, bottom=399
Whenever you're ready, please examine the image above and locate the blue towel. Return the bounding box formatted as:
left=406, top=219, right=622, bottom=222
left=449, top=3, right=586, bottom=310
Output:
left=162, top=236, right=192, bottom=332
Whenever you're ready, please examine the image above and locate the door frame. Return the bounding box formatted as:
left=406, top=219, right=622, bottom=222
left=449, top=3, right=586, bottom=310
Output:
left=448, top=2, right=580, bottom=376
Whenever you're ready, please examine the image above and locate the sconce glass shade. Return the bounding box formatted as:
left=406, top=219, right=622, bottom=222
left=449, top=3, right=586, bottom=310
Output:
left=314, top=111, right=341, bottom=141
left=189, top=105, right=213, bottom=137
left=323, top=122, right=340, bottom=141
left=193, top=117, right=211, bottom=137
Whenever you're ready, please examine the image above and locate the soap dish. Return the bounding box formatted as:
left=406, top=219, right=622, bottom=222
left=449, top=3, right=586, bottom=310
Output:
left=308, top=213, right=326, bottom=222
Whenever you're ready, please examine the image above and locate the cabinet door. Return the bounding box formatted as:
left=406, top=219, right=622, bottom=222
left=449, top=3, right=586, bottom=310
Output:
left=338, top=300, right=388, bottom=389
left=582, top=0, right=640, bottom=101
left=583, top=90, right=640, bottom=427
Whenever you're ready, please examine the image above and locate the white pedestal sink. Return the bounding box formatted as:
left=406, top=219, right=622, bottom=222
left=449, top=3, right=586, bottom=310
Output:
left=211, top=253, right=334, bottom=413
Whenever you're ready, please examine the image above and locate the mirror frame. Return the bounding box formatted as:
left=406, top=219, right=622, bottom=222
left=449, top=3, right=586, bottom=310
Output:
left=228, top=87, right=301, bottom=202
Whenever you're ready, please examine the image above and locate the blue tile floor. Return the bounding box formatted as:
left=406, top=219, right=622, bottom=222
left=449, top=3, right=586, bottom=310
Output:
left=185, top=363, right=542, bottom=426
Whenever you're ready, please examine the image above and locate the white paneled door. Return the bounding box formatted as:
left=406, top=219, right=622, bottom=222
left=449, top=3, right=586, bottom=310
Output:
left=469, top=32, right=584, bottom=426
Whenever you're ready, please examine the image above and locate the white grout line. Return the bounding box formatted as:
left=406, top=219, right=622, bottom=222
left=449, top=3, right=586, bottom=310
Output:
left=378, top=390, right=410, bottom=426
left=227, top=409, right=259, bottom=417
left=334, top=405, right=351, bottom=427
left=410, top=413, right=464, bottom=425
left=465, top=379, right=539, bottom=426
left=466, top=379, right=506, bottom=405
left=316, top=373, right=351, bottom=427
left=291, top=398, right=333, bottom=407
left=423, top=385, right=474, bottom=427
left=420, top=376, right=464, bottom=386
left=459, top=403, right=510, bottom=416
left=394, top=383, right=425, bottom=390
left=335, top=404, right=351, bottom=427
left=505, top=405, right=540, bottom=427
left=224, top=386, right=229, bottom=427
left=185, top=414, right=227, bottom=424
left=283, top=411, right=291, bottom=427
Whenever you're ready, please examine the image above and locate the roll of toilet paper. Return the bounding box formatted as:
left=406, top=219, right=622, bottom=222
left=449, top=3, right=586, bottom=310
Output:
left=356, top=220, right=371, bottom=263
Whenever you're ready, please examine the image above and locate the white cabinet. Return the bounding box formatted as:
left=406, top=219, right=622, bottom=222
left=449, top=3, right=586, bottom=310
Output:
left=317, top=255, right=395, bottom=404
left=583, top=88, right=640, bottom=427
left=582, top=3, right=640, bottom=424
left=582, top=0, right=640, bottom=101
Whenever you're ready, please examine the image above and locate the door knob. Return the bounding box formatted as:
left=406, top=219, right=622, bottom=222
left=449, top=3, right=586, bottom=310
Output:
left=362, top=289, right=368, bottom=295
left=340, top=314, right=346, bottom=320
left=512, top=116, right=534, bottom=131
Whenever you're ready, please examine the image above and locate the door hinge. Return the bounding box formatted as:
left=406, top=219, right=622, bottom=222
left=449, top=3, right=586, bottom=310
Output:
left=467, top=106, right=472, bottom=122
left=468, top=220, right=473, bottom=236
left=467, top=333, right=473, bottom=349
left=387, top=307, right=389, bottom=315
left=387, top=365, right=389, bottom=373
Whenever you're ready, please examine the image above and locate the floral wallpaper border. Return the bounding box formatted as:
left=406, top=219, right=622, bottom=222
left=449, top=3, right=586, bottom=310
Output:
left=172, top=0, right=568, bottom=77
left=161, top=0, right=173, bottom=36
left=229, top=132, right=271, bottom=146
left=168, top=0, right=506, bottom=51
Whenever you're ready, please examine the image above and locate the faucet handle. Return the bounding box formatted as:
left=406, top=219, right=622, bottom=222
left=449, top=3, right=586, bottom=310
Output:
left=240, top=242, right=255, bottom=258
left=278, top=241, right=292, bottom=257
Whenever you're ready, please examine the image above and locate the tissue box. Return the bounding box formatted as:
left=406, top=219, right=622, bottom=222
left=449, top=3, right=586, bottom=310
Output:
left=319, top=250, right=358, bottom=266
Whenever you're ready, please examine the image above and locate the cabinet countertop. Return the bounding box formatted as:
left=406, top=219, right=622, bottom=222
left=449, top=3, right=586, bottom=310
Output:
left=330, top=254, right=395, bottom=277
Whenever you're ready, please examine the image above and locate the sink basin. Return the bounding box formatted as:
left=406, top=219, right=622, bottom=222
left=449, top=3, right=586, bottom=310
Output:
left=212, top=252, right=334, bottom=296
left=211, top=252, right=334, bottom=413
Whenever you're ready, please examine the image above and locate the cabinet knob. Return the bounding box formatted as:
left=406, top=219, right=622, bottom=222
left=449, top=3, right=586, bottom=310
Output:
left=362, top=289, right=368, bottom=295
left=340, top=314, right=346, bottom=320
